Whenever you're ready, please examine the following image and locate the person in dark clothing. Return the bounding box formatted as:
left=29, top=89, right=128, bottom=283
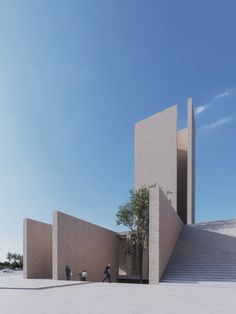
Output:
left=65, top=265, right=72, bottom=280
left=102, top=264, right=111, bottom=283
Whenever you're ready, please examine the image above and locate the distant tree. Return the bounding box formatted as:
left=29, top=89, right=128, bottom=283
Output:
left=0, top=261, right=10, bottom=270
left=5, top=252, right=23, bottom=269
left=116, top=186, right=149, bottom=283
left=6, top=252, right=12, bottom=263
left=16, top=254, right=23, bottom=268
left=12, top=253, right=17, bottom=262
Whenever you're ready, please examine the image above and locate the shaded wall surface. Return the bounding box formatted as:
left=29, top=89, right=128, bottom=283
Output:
left=135, top=105, right=178, bottom=211
left=23, top=219, right=52, bottom=279
left=177, top=128, right=187, bottom=223
left=149, top=187, right=183, bottom=284
left=118, top=235, right=130, bottom=276
left=159, top=189, right=183, bottom=278
left=118, top=234, right=148, bottom=279
left=187, top=98, right=195, bottom=224
left=53, top=211, right=119, bottom=282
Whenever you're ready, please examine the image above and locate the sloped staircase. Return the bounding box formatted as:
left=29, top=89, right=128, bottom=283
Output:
left=161, top=219, right=236, bottom=283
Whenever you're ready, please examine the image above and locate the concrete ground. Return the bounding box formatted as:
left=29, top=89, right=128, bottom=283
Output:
left=0, top=272, right=88, bottom=289
left=0, top=274, right=236, bottom=314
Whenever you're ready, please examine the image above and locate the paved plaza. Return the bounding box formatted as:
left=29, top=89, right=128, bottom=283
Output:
left=0, top=274, right=236, bottom=314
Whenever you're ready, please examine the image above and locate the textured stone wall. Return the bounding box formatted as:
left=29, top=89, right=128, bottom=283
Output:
left=149, top=187, right=183, bottom=284
left=23, top=218, right=52, bottom=279
left=135, top=105, right=178, bottom=211
left=187, top=98, right=195, bottom=224
left=149, top=187, right=160, bottom=284
left=53, top=211, right=119, bottom=282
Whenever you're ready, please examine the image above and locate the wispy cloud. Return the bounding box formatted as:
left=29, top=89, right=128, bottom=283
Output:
left=195, top=105, right=206, bottom=115
left=212, top=91, right=230, bottom=101
left=195, top=89, right=232, bottom=115
left=200, top=116, right=234, bottom=130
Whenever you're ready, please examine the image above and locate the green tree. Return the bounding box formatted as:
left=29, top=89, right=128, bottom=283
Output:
left=116, top=186, right=149, bottom=283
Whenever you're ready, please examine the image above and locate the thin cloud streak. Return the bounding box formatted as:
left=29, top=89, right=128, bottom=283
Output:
left=200, top=116, right=234, bottom=130
left=213, top=91, right=230, bottom=101
left=195, top=89, right=232, bottom=115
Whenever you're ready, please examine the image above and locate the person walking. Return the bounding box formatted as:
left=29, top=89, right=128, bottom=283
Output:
left=65, top=265, right=72, bottom=280
left=102, top=264, right=111, bottom=283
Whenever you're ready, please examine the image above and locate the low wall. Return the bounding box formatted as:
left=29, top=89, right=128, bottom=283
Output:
left=53, top=211, right=119, bottom=282
left=23, top=218, right=52, bottom=279
left=149, top=187, right=183, bottom=284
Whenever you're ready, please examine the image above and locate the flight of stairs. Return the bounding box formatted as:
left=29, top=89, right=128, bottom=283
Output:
left=161, top=219, right=236, bottom=283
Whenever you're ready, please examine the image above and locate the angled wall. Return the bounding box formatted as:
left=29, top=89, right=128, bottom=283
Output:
left=149, top=186, right=183, bottom=284
left=53, top=211, right=119, bottom=282
left=135, top=105, right=178, bottom=211
left=23, top=219, right=52, bottom=279
left=187, top=98, right=195, bottom=224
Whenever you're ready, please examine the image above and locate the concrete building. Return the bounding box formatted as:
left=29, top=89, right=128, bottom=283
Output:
left=135, top=99, right=195, bottom=283
left=23, top=98, right=202, bottom=284
left=24, top=212, right=119, bottom=281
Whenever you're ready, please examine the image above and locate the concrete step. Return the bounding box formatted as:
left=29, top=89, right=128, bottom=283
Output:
left=161, top=219, right=236, bottom=283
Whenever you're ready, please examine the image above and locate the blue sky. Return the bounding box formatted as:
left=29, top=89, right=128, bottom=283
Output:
left=0, top=0, right=235, bottom=261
